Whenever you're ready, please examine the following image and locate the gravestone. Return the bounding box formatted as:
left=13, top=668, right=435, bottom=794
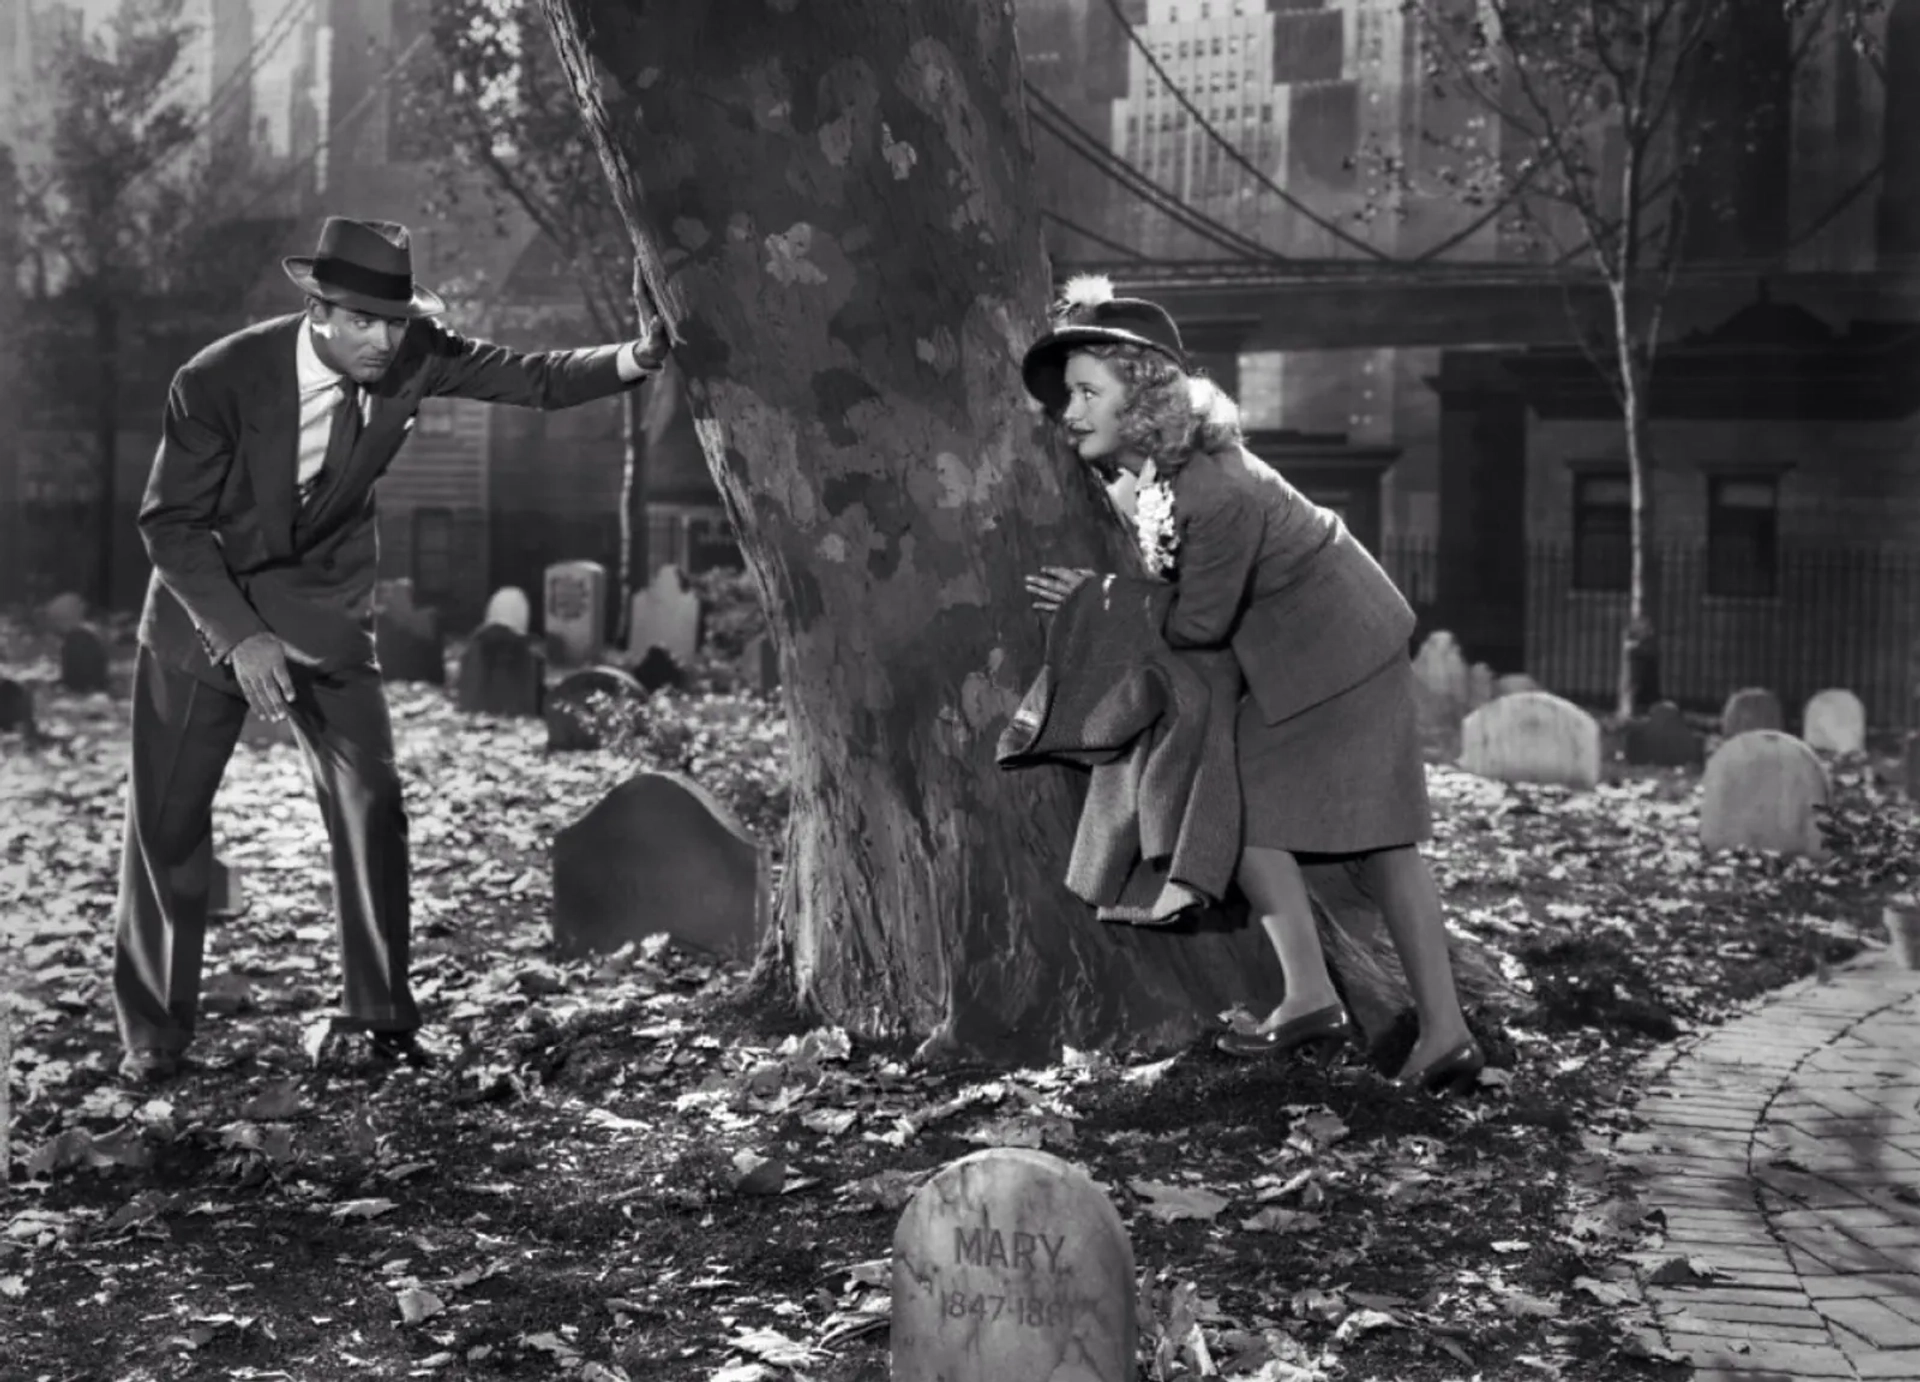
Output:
left=59, top=625, right=109, bottom=694
left=482, top=586, right=531, bottom=637
left=1700, top=730, right=1829, bottom=859
left=628, top=565, right=702, bottom=666
left=1410, top=630, right=1472, bottom=747
left=1720, top=686, right=1784, bottom=739
left=1802, top=688, right=1865, bottom=756
left=630, top=646, right=684, bottom=694
left=1905, top=731, right=1920, bottom=802
left=891, top=1147, right=1134, bottom=1382
left=545, top=666, right=651, bottom=752
left=455, top=624, right=543, bottom=717
left=210, top=856, right=244, bottom=918
left=1459, top=690, right=1602, bottom=789
left=1468, top=662, right=1496, bottom=710
left=550, top=770, right=772, bottom=961
left=43, top=591, right=85, bottom=634
left=0, top=677, right=33, bottom=734
left=544, top=561, right=607, bottom=668
left=374, top=583, right=445, bottom=685
left=744, top=634, right=779, bottom=695
left=1623, top=700, right=1705, bottom=769
left=1493, top=673, right=1541, bottom=698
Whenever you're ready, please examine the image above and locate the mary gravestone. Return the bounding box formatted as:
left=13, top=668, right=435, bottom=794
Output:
left=892, top=1146, right=1134, bottom=1382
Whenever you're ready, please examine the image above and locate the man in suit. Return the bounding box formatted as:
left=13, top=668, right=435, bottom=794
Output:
left=115, top=216, right=670, bottom=1084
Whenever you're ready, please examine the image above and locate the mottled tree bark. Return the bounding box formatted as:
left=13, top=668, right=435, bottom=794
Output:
left=538, top=0, right=1517, bottom=1061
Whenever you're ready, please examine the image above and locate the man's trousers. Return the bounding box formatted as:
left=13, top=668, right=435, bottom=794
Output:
left=111, top=643, right=418, bottom=1054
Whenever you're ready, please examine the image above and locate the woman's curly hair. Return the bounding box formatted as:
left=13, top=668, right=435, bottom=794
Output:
left=1064, top=343, right=1244, bottom=477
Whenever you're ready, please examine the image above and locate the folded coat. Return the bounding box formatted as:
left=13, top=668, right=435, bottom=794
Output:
left=996, top=574, right=1243, bottom=923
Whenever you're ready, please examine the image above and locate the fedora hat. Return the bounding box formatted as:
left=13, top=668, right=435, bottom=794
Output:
left=1021, top=273, right=1188, bottom=414
left=283, top=216, right=446, bottom=319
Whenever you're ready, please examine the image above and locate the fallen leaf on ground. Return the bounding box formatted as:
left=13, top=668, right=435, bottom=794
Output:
left=1131, top=1180, right=1230, bottom=1223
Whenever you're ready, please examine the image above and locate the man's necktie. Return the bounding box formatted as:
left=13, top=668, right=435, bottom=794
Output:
left=301, top=379, right=362, bottom=509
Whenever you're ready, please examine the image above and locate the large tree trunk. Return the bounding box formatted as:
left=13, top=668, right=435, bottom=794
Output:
left=91, top=294, right=119, bottom=610
left=540, top=0, right=1521, bottom=1061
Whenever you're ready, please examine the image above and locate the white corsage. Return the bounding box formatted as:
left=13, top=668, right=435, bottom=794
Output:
left=1134, top=459, right=1178, bottom=577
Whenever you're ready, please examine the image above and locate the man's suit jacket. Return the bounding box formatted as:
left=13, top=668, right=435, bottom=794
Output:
left=137, top=312, right=634, bottom=687
left=1162, top=443, right=1416, bottom=726
left=997, top=575, right=1242, bottom=918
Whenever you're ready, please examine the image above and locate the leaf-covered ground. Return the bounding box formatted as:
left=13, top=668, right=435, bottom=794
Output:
left=2, top=617, right=1914, bottom=1382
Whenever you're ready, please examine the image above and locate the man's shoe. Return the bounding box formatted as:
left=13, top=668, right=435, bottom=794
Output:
left=118, top=1048, right=186, bottom=1085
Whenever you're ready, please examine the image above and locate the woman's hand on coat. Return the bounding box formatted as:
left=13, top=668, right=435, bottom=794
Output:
left=1026, top=567, right=1096, bottom=615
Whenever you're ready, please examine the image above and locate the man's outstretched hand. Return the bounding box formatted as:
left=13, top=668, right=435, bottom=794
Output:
left=624, top=316, right=672, bottom=377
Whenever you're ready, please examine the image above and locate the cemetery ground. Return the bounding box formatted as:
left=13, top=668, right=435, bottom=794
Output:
left=3, top=620, right=1917, bottom=1382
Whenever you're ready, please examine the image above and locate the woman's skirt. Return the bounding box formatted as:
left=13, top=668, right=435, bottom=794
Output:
left=1237, top=652, right=1432, bottom=855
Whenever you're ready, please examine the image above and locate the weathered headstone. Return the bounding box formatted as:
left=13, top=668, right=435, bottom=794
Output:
left=744, top=634, right=779, bottom=695
left=1700, top=730, right=1829, bottom=858
left=1720, top=686, right=1784, bottom=739
left=630, top=646, right=684, bottom=694
left=1468, top=661, right=1496, bottom=710
left=455, top=624, right=543, bottom=717
left=374, top=583, right=445, bottom=685
left=1493, top=672, right=1541, bottom=698
left=545, top=666, right=651, bottom=752
left=43, top=591, right=85, bottom=634
left=482, top=585, right=532, bottom=637
left=1802, top=688, right=1865, bottom=756
left=1623, top=700, right=1705, bottom=769
left=1459, top=690, right=1602, bottom=789
left=628, top=564, right=702, bottom=667
left=0, top=677, right=33, bottom=734
left=1410, top=630, right=1472, bottom=748
left=210, top=856, right=244, bottom=918
left=891, top=1147, right=1135, bottom=1382
left=550, top=770, right=772, bottom=961
left=544, top=560, right=607, bottom=668
left=59, top=625, right=109, bottom=694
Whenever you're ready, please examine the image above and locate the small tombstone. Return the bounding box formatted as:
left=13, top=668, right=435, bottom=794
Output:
left=1700, top=730, right=1829, bottom=858
left=0, top=677, right=33, bottom=734
left=1459, top=690, right=1602, bottom=789
left=43, top=591, right=86, bottom=634
left=630, top=646, right=684, bottom=694
left=482, top=586, right=531, bottom=637
left=1412, top=630, right=1472, bottom=708
left=1802, top=688, right=1865, bottom=756
left=891, top=1147, right=1135, bottom=1382
left=210, top=856, right=244, bottom=918
left=1468, top=662, right=1496, bottom=710
left=455, top=624, right=543, bottom=717
left=374, top=584, right=445, bottom=685
left=1721, top=686, right=1784, bottom=739
left=59, top=625, right=109, bottom=694
left=1493, top=673, right=1541, bottom=698
left=545, top=666, right=651, bottom=752
left=745, top=634, right=779, bottom=695
left=627, top=565, right=703, bottom=667
left=239, top=710, right=297, bottom=748
left=544, top=560, right=607, bottom=668
left=550, top=770, right=772, bottom=962
left=1623, top=700, right=1705, bottom=769
left=1904, top=730, right=1920, bottom=802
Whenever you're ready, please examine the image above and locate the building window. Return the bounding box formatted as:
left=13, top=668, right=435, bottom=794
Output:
left=1707, top=475, right=1779, bottom=598
left=1571, top=473, right=1631, bottom=592
left=412, top=507, right=456, bottom=603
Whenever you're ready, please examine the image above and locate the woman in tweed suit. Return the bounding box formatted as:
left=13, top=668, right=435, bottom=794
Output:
left=1021, top=278, right=1483, bottom=1095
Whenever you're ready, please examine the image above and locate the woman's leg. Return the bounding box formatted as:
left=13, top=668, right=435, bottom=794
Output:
left=1358, top=845, right=1475, bottom=1076
left=1237, top=845, right=1342, bottom=1027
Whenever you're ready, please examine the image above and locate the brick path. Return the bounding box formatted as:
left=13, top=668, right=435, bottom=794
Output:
left=1617, top=950, right=1920, bottom=1381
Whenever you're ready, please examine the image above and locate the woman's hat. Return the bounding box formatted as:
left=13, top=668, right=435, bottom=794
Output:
left=1020, top=274, right=1188, bottom=413
left=283, top=216, right=447, bottom=319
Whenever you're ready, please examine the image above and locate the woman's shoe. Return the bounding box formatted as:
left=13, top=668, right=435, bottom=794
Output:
left=1216, top=1002, right=1353, bottom=1060
left=1391, top=1039, right=1486, bottom=1097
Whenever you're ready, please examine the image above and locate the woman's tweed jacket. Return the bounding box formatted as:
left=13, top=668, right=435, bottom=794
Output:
left=996, top=574, right=1242, bottom=922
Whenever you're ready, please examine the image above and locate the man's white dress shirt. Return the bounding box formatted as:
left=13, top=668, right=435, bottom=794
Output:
left=294, top=322, right=372, bottom=505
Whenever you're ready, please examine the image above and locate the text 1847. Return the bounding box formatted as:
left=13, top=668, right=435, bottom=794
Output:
left=942, top=1291, right=1078, bottom=1329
